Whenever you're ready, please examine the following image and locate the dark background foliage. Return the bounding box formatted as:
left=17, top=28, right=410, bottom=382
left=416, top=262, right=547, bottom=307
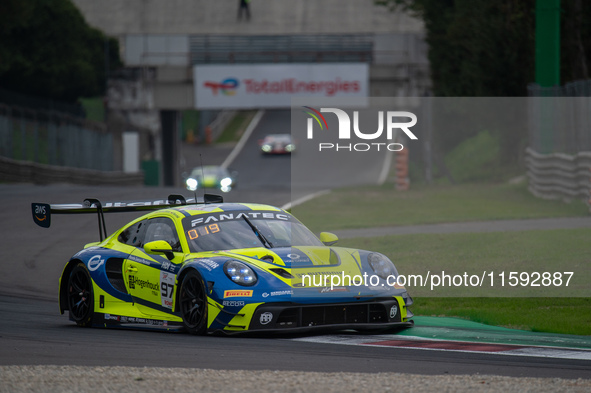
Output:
left=0, top=0, right=121, bottom=103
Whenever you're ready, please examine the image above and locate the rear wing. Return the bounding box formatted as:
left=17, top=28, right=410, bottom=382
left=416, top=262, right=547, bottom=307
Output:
left=32, top=193, right=223, bottom=241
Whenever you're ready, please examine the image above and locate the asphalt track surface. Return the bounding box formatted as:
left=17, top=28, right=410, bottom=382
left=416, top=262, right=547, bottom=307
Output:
left=1, top=110, right=590, bottom=379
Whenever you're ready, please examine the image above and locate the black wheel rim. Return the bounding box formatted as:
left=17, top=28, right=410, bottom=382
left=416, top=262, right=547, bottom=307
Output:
left=68, top=269, right=91, bottom=321
left=180, top=275, right=206, bottom=328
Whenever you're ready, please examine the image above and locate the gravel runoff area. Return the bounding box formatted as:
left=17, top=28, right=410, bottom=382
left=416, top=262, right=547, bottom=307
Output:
left=1, top=366, right=590, bottom=393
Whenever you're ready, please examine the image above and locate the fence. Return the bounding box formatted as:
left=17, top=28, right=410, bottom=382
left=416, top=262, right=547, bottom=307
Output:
left=527, top=81, right=591, bottom=154
left=0, top=104, right=113, bottom=171
left=526, top=81, right=591, bottom=207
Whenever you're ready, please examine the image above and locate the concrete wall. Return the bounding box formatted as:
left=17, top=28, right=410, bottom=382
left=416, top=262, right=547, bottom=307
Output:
left=72, top=0, right=424, bottom=36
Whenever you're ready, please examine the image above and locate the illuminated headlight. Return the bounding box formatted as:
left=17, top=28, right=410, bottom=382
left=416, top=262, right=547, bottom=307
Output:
left=220, top=177, right=232, bottom=187
left=261, top=144, right=272, bottom=152
left=368, top=253, right=397, bottom=279
left=186, top=178, right=198, bottom=191
left=285, top=144, right=295, bottom=152
left=224, top=260, right=257, bottom=286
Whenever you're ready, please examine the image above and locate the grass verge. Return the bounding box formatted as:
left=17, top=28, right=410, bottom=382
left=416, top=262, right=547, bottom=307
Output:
left=337, top=228, right=591, bottom=335
left=216, top=111, right=256, bottom=144
left=411, top=298, right=591, bottom=336
left=293, top=182, right=589, bottom=233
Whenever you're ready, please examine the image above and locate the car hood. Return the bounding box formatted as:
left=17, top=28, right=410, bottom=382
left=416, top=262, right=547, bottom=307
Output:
left=219, top=246, right=368, bottom=284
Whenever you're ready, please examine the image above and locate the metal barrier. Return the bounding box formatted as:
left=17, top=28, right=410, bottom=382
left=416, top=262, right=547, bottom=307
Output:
left=0, top=103, right=113, bottom=171
left=0, top=155, right=143, bottom=186
left=525, top=147, right=591, bottom=203
left=0, top=102, right=151, bottom=186
left=528, top=81, right=591, bottom=154
left=190, top=34, right=374, bottom=64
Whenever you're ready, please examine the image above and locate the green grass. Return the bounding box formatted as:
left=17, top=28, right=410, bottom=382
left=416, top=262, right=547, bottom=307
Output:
left=292, top=183, right=590, bottom=335
left=80, top=97, right=105, bottom=122
left=336, top=229, right=591, bottom=335
left=412, top=298, right=591, bottom=336
left=182, top=110, right=200, bottom=142
left=339, top=228, right=591, bottom=298
left=293, top=182, right=589, bottom=233
left=445, top=129, right=503, bottom=182
left=216, top=111, right=256, bottom=144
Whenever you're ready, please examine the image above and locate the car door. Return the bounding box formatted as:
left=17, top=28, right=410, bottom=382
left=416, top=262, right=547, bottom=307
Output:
left=123, top=217, right=184, bottom=316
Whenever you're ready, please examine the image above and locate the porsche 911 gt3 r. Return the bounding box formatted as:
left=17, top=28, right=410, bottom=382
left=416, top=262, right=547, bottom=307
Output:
left=32, top=194, right=413, bottom=335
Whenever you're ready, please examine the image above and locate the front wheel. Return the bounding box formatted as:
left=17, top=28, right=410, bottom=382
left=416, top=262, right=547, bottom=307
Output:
left=67, top=263, right=94, bottom=327
left=179, top=270, right=208, bottom=335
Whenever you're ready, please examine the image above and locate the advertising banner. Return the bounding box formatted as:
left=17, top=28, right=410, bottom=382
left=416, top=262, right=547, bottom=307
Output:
left=194, top=63, right=368, bottom=109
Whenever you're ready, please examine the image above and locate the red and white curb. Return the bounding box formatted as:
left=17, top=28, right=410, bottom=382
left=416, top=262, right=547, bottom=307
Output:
left=290, top=335, right=591, bottom=361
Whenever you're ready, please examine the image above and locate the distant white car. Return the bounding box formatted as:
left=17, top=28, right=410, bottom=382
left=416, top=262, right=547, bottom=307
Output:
left=259, top=134, right=295, bottom=154
left=184, top=166, right=237, bottom=193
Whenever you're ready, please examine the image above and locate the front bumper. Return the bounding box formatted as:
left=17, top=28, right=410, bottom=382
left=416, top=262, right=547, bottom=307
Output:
left=217, top=298, right=412, bottom=335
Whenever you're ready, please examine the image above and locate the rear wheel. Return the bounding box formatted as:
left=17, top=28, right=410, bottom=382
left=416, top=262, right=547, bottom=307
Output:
left=179, top=270, right=208, bottom=335
left=67, top=263, right=94, bottom=327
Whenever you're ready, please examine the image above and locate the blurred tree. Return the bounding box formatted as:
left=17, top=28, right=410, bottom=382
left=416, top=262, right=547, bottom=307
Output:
left=377, top=0, right=591, bottom=96
left=376, top=0, right=591, bottom=178
left=0, top=0, right=121, bottom=103
left=376, top=0, right=535, bottom=97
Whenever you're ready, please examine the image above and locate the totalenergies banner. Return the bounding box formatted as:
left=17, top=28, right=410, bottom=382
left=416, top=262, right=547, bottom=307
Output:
left=193, top=63, right=368, bottom=109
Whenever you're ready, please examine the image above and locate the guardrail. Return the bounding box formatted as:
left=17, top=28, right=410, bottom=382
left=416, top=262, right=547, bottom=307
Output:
left=0, top=156, right=144, bottom=186
left=0, top=103, right=113, bottom=171
left=525, top=147, right=591, bottom=205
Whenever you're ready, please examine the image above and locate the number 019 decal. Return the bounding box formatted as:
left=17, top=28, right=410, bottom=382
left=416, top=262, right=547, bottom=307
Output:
left=187, top=223, right=220, bottom=239
left=160, top=271, right=175, bottom=309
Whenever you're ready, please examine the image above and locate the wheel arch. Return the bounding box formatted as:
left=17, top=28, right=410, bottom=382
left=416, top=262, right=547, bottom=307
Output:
left=174, top=266, right=198, bottom=313
left=59, top=259, right=83, bottom=314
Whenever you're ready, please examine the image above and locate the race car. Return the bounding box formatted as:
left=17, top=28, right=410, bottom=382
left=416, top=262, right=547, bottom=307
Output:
left=32, top=194, right=413, bottom=335
left=259, top=134, right=295, bottom=154
left=184, top=166, right=237, bottom=193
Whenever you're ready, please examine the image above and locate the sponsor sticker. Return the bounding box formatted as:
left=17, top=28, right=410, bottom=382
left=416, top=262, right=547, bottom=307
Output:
left=263, top=290, right=292, bottom=298
left=196, top=259, right=220, bottom=271
left=223, top=290, right=253, bottom=298
left=87, top=255, right=105, bottom=272
left=260, top=312, right=273, bottom=325
left=129, top=255, right=151, bottom=266
left=32, top=203, right=51, bottom=228
left=223, top=300, right=245, bottom=307
left=319, top=286, right=349, bottom=293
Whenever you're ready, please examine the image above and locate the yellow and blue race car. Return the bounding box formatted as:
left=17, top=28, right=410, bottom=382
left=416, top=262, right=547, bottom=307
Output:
left=32, top=194, right=413, bottom=335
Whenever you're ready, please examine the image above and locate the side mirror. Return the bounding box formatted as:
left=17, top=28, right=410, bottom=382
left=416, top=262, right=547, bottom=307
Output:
left=144, top=240, right=174, bottom=260
left=319, top=232, right=339, bottom=246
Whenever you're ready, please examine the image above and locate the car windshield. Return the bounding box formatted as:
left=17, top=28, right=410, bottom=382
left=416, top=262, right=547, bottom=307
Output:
left=182, top=210, right=323, bottom=252
left=190, top=166, right=226, bottom=179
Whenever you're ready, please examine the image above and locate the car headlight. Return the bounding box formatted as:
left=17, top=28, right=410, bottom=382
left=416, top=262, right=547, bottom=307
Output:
left=220, top=177, right=232, bottom=187
left=285, top=144, right=295, bottom=152
left=224, top=260, right=257, bottom=286
left=261, top=144, right=272, bottom=152
left=186, top=178, right=198, bottom=191
left=368, top=253, right=397, bottom=279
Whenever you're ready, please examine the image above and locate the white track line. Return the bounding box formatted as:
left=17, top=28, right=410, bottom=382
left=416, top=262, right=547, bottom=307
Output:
left=221, top=109, right=265, bottom=169
left=281, top=190, right=331, bottom=211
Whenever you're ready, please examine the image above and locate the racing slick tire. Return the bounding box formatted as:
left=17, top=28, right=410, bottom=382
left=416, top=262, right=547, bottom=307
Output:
left=179, top=270, right=208, bottom=335
left=67, top=263, right=95, bottom=327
